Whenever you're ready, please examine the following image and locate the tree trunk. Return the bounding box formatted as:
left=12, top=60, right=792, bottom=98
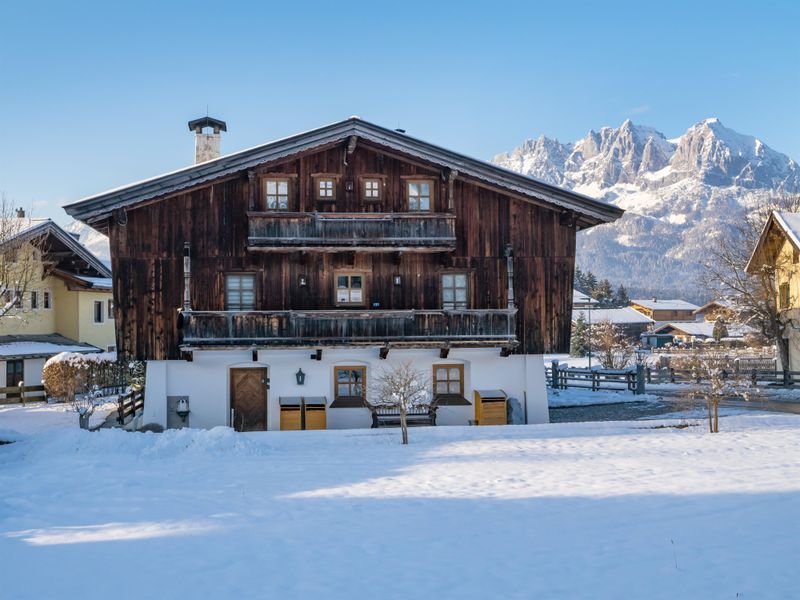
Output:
left=713, top=400, right=719, bottom=433
left=777, top=335, right=791, bottom=373
left=400, top=407, right=408, bottom=445
left=707, top=398, right=714, bottom=433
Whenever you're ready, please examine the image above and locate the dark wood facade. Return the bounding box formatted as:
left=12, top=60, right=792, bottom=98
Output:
left=103, top=139, right=578, bottom=360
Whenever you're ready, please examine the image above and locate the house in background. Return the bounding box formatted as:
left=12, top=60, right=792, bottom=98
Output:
left=572, top=289, right=598, bottom=309
left=693, top=300, right=736, bottom=322
left=0, top=217, right=115, bottom=397
left=65, top=116, right=623, bottom=431
left=629, top=298, right=699, bottom=322
left=572, top=307, right=652, bottom=340
left=746, top=210, right=800, bottom=370
left=646, top=321, right=755, bottom=346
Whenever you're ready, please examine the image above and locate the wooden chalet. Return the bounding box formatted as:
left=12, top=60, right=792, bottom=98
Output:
left=64, top=116, right=622, bottom=431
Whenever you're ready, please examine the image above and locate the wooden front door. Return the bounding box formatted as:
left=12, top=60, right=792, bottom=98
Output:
left=230, top=368, right=268, bottom=432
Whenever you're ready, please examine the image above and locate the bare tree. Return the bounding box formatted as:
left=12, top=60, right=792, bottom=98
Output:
left=370, top=362, right=431, bottom=445
left=591, top=319, right=634, bottom=370
left=678, top=353, right=753, bottom=433
left=0, top=193, right=43, bottom=324
left=702, top=192, right=800, bottom=370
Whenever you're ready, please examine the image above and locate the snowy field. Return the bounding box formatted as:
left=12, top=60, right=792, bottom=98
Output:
left=2, top=411, right=800, bottom=599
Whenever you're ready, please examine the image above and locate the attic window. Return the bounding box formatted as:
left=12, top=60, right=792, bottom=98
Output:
left=314, top=176, right=338, bottom=201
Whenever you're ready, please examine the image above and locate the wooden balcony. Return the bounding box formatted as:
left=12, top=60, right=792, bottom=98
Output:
left=178, top=309, right=517, bottom=350
left=247, top=212, right=457, bottom=252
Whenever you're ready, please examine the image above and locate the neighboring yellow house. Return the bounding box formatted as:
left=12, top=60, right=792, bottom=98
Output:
left=746, top=210, right=800, bottom=370
left=0, top=217, right=114, bottom=393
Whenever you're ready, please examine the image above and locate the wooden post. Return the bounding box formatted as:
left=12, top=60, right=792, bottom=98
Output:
left=446, top=169, right=458, bottom=213
left=592, top=371, right=599, bottom=391
left=550, top=360, right=559, bottom=388
left=635, top=364, right=645, bottom=395
left=19, top=382, right=25, bottom=406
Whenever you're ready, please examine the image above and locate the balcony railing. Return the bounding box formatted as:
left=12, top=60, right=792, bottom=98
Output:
left=247, top=212, right=456, bottom=252
left=178, top=309, right=517, bottom=349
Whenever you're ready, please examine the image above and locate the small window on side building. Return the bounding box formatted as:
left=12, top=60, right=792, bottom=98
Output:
left=93, top=300, right=104, bottom=324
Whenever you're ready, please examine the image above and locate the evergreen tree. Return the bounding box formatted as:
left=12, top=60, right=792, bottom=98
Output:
left=574, top=267, right=585, bottom=290
left=584, top=271, right=598, bottom=294
left=594, top=279, right=614, bottom=307
left=613, top=284, right=630, bottom=308
left=570, top=314, right=591, bottom=357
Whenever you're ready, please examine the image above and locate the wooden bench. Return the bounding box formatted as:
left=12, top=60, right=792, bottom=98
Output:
left=369, top=404, right=438, bottom=428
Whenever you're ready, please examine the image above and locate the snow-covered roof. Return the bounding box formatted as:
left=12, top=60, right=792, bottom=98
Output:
left=652, top=321, right=755, bottom=338
left=746, top=211, right=800, bottom=273
left=0, top=334, right=100, bottom=359
left=572, top=290, right=598, bottom=305
left=72, top=275, right=112, bottom=289
left=693, top=299, right=733, bottom=314
left=572, top=307, right=653, bottom=325
left=630, top=299, right=700, bottom=311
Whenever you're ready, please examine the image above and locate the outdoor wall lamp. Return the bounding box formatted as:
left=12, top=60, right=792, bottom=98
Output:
left=295, top=368, right=306, bottom=385
left=299, top=274, right=307, bottom=287
left=393, top=275, right=402, bottom=286
left=176, top=398, right=190, bottom=422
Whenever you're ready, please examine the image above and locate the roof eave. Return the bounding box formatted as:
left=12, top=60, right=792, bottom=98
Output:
left=64, top=117, right=623, bottom=228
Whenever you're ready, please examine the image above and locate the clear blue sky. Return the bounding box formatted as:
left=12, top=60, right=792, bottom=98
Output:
left=1, top=0, right=797, bottom=223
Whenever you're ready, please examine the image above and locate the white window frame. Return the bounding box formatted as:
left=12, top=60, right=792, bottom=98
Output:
left=93, top=300, right=105, bottom=324
left=43, top=290, right=52, bottom=310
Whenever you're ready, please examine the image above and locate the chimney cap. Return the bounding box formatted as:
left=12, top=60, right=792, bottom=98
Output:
left=188, top=117, right=227, bottom=133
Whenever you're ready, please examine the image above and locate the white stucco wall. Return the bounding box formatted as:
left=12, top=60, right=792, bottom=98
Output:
left=142, top=347, right=550, bottom=430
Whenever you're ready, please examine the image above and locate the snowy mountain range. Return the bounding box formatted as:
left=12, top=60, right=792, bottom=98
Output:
left=64, top=220, right=110, bottom=264
left=494, top=118, right=800, bottom=302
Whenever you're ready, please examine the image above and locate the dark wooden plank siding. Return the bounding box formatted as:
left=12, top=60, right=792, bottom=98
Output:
left=109, top=143, right=576, bottom=360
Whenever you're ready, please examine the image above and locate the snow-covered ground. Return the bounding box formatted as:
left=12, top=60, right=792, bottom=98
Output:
left=547, top=387, right=659, bottom=407
left=2, top=411, right=799, bottom=599
left=0, top=401, right=116, bottom=440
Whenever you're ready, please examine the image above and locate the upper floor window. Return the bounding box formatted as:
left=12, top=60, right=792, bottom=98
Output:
left=226, top=273, right=256, bottom=310
left=93, top=300, right=105, bottom=324
left=335, top=272, right=365, bottom=306
left=441, top=273, right=468, bottom=310
left=780, top=282, right=791, bottom=309
left=315, top=176, right=337, bottom=201
left=263, top=178, right=290, bottom=210
left=30, top=291, right=38, bottom=310
left=407, top=180, right=433, bottom=211
left=43, top=290, right=52, bottom=310
left=362, top=178, right=382, bottom=201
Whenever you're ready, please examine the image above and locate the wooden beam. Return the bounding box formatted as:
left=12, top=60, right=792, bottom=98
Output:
left=379, top=346, right=389, bottom=360
left=439, top=347, right=450, bottom=359
left=311, top=349, right=322, bottom=361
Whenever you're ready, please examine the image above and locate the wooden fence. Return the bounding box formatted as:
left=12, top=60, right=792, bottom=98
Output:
left=0, top=384, right=47, bottom=405
left=546, top=365, right=642, bottom=394
left=645, top=366, right=800, bottom=386
left=117, top=387, right=145, bottom=426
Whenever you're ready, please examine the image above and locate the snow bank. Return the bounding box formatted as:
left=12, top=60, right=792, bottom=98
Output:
left=548, top=388, right=659, bottom=407
left=1, top=415, right=800, bottom=599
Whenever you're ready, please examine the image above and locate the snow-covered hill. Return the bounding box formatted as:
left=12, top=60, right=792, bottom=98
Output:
left=494, top=118, right=800, bottom=301
left=63, top=220, right=110, bottom=264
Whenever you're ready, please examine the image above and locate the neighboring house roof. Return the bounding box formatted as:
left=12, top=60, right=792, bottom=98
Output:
left=572, top=307, right=653, bottom=325
left=572, top=290, right=598, bottom=305
left=746, top=210, right=800, bottom=273
left=651, top=321, right=755, bottom=338
left=63, top=116, right=624, bottom=229
left=0, top=334, right=100, bottom=360
left=692, top=300, right=737, bottom=316
left=630, top=299, right=700, bottom=311
left=51, top=270, right=113, bottom=291
left=3, top=218, right=111, bottom=279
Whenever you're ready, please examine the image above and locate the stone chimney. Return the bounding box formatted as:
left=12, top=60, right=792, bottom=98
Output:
left=187, top=117, right=227, bottom=164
